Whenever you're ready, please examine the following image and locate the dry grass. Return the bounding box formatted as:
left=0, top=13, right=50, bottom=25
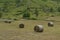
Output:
left=0, top=19, right=60, bottom=40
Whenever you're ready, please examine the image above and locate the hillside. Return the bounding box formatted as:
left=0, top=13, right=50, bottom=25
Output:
left=0, top=0, right=60, bottom=20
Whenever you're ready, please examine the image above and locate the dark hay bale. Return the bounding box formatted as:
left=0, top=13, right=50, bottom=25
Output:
left=4, top=20, right=12, bottom=23
left=14, top=18, right=17, bottom=21
left=48, top=22, right=54, bottom=27
left=4, top=21, right=8, bottom=23
left=19, top=23, right=24, bottom=28
left=8, top=21, right=11, bottom=23
left=51, top=15, right=54, bottom=17
left=34, top=25, right=43, bottom=32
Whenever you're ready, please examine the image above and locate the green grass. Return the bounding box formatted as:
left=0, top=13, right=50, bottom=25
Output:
left=0, top=18, right=60, bottom=40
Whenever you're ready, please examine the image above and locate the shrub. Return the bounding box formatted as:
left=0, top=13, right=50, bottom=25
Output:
left=23, top=13, right=30, bottom=19
left=30, top=17, right=37, bottom=20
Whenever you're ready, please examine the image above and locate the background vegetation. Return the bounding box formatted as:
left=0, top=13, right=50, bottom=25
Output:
left=0, top=0, right=60, bottom=20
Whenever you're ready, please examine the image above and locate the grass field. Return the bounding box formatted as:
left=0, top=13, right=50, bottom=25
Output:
left=0, top=17, right=60, bottom=40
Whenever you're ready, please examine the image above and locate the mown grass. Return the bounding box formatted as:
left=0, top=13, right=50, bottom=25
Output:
left=0, top=17, right=60, bottom=40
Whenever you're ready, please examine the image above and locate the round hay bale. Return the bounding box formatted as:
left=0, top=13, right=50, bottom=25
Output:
left=4, top=21, right=8, bottom=23
left=14, top=18, right=17, bottom=21
left=34, top=25, right=43, bottom=32
left=48, top=22, right=54, bottom=27
left=4, top=20, right=12, bottom=23
left=19, top=23, right=24, bottom=28
left=51, top=15, right=54, bottom=17
left=8, top=21, right=11, bottom=23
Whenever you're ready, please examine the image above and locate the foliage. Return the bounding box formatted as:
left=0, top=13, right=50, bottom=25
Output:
left=23, top=13, right=30, bottom=19
left=0, top=12, right=2, bottom=18
left=0, top=0, right=60, bottom=19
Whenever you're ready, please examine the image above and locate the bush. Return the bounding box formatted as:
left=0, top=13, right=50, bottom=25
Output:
left=30, top=18, right=37, bottom=20
left=23, top=13, right=30, bottom=19
left=0, top=13, right=2, bottom=18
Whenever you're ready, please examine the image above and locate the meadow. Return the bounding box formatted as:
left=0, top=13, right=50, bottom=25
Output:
left=0, top=16, right=60, bottom=40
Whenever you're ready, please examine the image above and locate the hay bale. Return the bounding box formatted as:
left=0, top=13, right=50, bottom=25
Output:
left=8, top=21, right=11, bottom=23
left=48, top=22, right=54, bottom=27
left=4, top=20, right=12, bottom=23
left=4, top=21, right=8, bottom=23
left=34, top=25, right=43, bottom=32
left=19, top=23, right=24, bottom=28
left=13, top=18, right=17, bottom=21
left=51, top=15, right=54, bottom=17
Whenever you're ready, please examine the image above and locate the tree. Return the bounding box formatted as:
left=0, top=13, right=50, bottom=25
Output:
left=23, top=7, right=30, bottom=19
left=34, top=8, right=39, bottom=17
left=15, top=0, right=23, bottom=7
left=0, top=12, right=2, bottom=18
left=49, top=7, right=53, bottom=12
left=57, top=7, right=60, bottom=12
left=3, top=1, right=9, bottom=12
left=23, top=13, right=30, bottom=19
